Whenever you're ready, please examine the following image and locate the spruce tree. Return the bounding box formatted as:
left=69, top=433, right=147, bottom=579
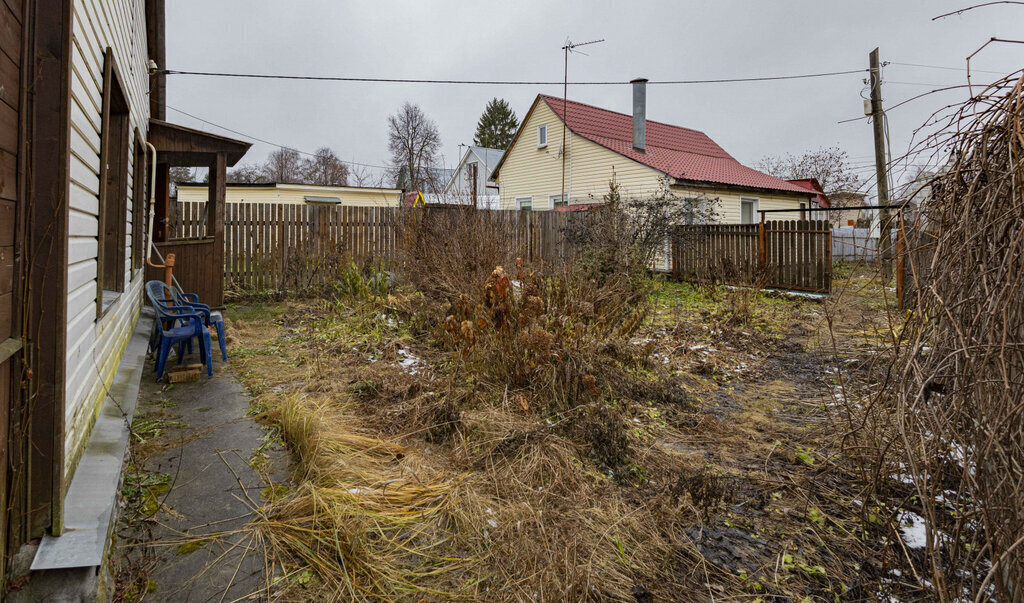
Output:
left=473, top=98, right=519, bottom=149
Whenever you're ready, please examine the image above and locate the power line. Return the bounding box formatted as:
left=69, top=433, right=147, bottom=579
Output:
left=164, top=104, right=393, bottom=171
left=886, top=80, right=974, bottom=87
left=890, top=61, right=1009, bottom=75
left=161, top=68, right=868, bottom=86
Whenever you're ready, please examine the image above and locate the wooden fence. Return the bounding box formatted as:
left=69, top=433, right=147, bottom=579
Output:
left=170, top=202, right=579, bottom=292
left=225, top=204, right=400, bottom=292
left=171, top=202, right=832, bottom=295
left=170, top=198, right=209, bottom=239
left=672, top=220, right=832, bottom=293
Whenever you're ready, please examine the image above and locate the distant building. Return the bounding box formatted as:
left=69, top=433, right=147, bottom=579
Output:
left=177, top=182, right=403, bottom=207
left=830, top=191, right=872, bottom=228
left=442, top=146, right=504, bottom=209
left=785, top=178, right=832, bottom=220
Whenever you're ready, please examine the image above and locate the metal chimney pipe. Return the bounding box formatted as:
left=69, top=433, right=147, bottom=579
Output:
left=631, top=78, right=647, bottom=152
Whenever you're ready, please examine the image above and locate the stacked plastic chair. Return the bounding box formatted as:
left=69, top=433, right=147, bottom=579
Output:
left=145, top=280, right=213, bottom=380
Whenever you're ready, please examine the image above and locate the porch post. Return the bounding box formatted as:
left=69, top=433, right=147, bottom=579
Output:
left=209, top=152, right=226, bottom=306
left=154, top=163, right=169, bottom=242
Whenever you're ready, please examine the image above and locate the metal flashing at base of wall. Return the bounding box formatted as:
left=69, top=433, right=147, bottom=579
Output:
left=31, top=311, right=152, bottom=571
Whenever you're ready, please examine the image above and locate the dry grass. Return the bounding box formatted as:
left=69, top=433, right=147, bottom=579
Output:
left=221, top=261, right=927, bottom=601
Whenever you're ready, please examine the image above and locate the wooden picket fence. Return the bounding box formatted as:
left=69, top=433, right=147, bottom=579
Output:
left=672, top=220, right=832, bottom=293
left=171, top=199, right=209, bottom=239
left=171, top=202, right=832, bottom=295
left=170, top=202, right=580, bottom=293
left=225, top=204, right=402, bottom=292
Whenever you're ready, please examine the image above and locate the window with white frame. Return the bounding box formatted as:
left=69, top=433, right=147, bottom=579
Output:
left=684, top=197, right=700, bottom=224
left=537, top=124, right=547, bottom=148
left=740, top=197, right=758, bottom=224
left=549, top=193, right=566, bottom=209
left=516, top=196, right=533, bottom=211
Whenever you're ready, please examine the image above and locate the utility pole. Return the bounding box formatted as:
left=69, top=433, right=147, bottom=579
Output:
left=561, top=38, right=603, bottom=206
left=869, top=47, right=893, bottom=279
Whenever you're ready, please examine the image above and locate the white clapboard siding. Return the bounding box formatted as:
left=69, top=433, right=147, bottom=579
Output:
left=497, top=99, right=664, bottom=210
left=64, top=0, right=151, bottom=484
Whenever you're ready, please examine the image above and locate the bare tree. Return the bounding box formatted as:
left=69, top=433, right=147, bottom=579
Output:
left=757, top=146, right=862, bottom=194
left=168, top=166, right=195, bottom=183
left=227, top=163, right=270, bottom=184
left=387, top=102, right=441, bottom=191
left=262, top=147, right=303, bottom=183
left=758, top=146, right=863, bottom=223
left=349, top=164, right=387, bottom=188
left=301, top=147, right=349, bottom=186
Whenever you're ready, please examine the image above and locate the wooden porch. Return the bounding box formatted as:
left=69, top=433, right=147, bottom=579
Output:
left=144, top=119, right=251, bottom=306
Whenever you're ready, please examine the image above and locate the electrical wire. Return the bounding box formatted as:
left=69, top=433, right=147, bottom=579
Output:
left=165, top=104, right=393, bottom=171
left=890, top=61, right=1009, bottom=75
left=161, top=68, right=868, bottom=86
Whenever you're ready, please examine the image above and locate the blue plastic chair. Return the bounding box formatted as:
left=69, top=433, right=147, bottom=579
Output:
left=170, top=286, right=228, bottom=361
left=146, top=281, right=213, bottom=380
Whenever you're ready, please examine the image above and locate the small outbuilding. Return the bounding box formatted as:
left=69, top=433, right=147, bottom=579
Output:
left=176, top=182, right=403, bottom=207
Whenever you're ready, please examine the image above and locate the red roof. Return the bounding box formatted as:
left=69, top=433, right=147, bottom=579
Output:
left=535, top=95, right=810, bottom=195
left=785, top=178, right=831, bottom=208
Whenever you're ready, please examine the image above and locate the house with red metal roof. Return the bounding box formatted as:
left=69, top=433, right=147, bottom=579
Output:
left=491, top=80, right=814, bottom=224
left=786, top=178, right=831, bottom=210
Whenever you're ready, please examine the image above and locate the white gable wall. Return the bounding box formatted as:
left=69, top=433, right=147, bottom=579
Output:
left=496, top=100, right=665, bottom=210
left=446, top=151, right=498, bottom=199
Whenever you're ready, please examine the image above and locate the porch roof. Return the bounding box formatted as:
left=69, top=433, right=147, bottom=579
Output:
left=148, top=119, right=252, bottom=167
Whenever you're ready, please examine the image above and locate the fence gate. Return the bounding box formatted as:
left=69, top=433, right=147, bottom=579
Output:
left=672, top=220, right=832, bottom=294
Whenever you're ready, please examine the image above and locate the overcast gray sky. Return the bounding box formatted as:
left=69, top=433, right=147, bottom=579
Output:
left=166, top=1, right=1024, bottom=195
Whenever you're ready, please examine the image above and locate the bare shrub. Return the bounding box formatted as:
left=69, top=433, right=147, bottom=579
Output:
left=392, top=207, right=531, bottom=301
left=562, top=175, right=720, bottom=285
left=847, top=73, right=1024, bottom=600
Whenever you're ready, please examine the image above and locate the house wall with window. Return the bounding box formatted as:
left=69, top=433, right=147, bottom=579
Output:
left=497, top=100, right=663, bottom=210
left=64, top=0, right=152, bottom=486
left=668, top=186, right=809, bottom=224
left=496, top=99, right=809, bottom=220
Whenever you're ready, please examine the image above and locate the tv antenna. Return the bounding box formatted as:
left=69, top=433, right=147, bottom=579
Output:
left=561, top=38, right=604, bottom=205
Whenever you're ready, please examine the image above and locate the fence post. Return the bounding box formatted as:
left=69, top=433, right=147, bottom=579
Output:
left=758, top=220, right=766, bottom=269
left=896, top=212, right=905, bottom=310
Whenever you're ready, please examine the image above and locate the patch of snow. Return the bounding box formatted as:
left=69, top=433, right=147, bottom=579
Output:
left=948, top=443, right=976, bottom=476
left=376, top=313, right=398, bottom=328
left=893, top=463, right=916, bottom=486
left=898, top=510, right=928, bottom=549
left=396, top=347, right=422, bottom=374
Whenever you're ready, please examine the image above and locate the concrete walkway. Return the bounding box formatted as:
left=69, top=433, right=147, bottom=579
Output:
left=114, top=353, right=288, bottom=601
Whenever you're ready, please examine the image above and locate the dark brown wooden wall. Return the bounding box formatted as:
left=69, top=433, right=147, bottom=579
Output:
left=0, top=0, right=23, bottom=583
left=145, top=239, right=222, bottom=307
